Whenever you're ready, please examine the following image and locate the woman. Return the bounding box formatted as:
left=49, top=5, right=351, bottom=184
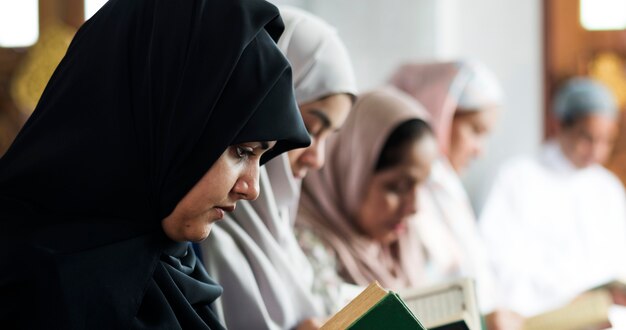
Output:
left=390, top=61, right=523, bottom=330
left=479, top=78, right=626, bottom=317
left=0, top=0, right=309, bottom=328
left=199, top=6, right=357, bottom=330
left=295, top=87, right=439, bottom=309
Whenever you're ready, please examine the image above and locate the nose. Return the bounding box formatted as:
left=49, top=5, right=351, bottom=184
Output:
left=300, top=137, right=326, bottom=170
left=401, top=186, right=419, bottom=217
left=473, top=138, right=486, bottom=158
left=232, top=166, right=260, bottom=201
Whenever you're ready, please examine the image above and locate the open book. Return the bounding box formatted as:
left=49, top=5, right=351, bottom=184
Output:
left=321, top=281, right=426, bottom=330
left=521, top=279, right=623, bottom=330
left=399, top=277, right=481, bottom=330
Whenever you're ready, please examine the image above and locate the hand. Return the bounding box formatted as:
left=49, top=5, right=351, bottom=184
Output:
left=295, top=318, right=325, bottom=330
left=609, top=286, right=626, bottom=306
left=485, top=309, right=525, bottom=330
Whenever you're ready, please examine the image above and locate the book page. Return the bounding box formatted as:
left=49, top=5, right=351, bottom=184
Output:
left=399, top=278, right=479, bottom=329
left=522, top=290, right=613, bottom=330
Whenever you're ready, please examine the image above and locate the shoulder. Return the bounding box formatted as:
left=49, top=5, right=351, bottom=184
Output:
left=588, top=166, right=626, bottom=195
left=488, top=154, right=541, bottom=189
left=295, top=226, right=337, bottom=262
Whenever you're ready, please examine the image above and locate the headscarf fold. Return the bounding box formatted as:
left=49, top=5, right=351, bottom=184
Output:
left=0, top=0, right=309, bottom=328
left=553, top=77, right=618, bottom=122
left=297, top=86, right=430, bottom=290
left=389, top=60, right=503, bottom=154
left=277, top=6, right=357, bottom=104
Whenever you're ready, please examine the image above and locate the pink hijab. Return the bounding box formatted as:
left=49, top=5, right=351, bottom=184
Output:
left=389, top=61, right=503, bottom=154
left=297, top=86, right=430, bottom=290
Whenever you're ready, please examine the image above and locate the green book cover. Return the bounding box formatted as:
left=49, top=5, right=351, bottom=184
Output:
left=431, top=320, right=471, bottom=330
left=348, top=292, right=426, bottom=329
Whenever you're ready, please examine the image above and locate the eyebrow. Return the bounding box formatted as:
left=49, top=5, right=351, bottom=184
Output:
left=307, top=109, right=333, bottom=130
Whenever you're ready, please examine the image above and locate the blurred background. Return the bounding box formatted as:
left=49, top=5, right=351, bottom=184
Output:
left=0, top=0, right=624, bottom=215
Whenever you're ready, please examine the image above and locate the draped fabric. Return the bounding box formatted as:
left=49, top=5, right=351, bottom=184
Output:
left=277, top=6, right=357, bottom=105
left=389, top=61, right=503, bottom=155
left=552, top=77, right=617, bottom=121
left=480, top=141, right=626, bottom=316
left=297, top=87, right=429, bottom=290
left=389, top=61, right=503, bottom=312
left=0, top=0, right=310, bottom=328
left=200, top=7, right=357, bottom=329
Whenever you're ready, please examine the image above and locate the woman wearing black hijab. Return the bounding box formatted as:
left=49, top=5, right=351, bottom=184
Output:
left=0, top=0, right=309, bottom=328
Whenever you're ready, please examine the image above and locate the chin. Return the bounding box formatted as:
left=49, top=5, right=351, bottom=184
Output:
left=377, top=232, right=399, bottom=246
left=292, top=171, right=306, bottom=179
left=186, top=225, right=213, bottom=243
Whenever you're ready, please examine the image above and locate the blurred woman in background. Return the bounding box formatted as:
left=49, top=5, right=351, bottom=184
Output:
left=480, top=77, right=626, bottom=317
left=390, top=60, right=524, bottom=330
left=296, top=86, right=439, bottom=312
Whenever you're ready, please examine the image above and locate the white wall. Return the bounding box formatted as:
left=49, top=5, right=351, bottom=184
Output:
left=272, top=0, right=544, bottom=214
left=437, top=0, right=544, bottom=214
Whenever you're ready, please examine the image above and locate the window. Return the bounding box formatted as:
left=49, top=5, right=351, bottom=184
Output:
left=85, top=0, right=109, bottom=21
left=0, top=0, right=39, bottom=47
left=580, top=0, right=626, bottom=31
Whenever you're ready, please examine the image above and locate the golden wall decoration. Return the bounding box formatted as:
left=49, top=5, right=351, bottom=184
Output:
left=588, top=52, right=626, bottom=110
left=9, top=22, right=75, bottom=115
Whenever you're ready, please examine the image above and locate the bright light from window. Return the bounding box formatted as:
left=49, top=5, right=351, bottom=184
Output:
left=581, top=0, right=626, bottom=31
left=85, top=0, right=109, bottom=21
left=0, top=0, right=39, bottom=48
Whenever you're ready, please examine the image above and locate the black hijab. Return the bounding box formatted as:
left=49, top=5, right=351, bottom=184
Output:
left=0, top=0, right=309, bottom=328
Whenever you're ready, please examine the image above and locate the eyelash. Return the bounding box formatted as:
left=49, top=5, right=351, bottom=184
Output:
left=235, top=146, right=254, bottom=160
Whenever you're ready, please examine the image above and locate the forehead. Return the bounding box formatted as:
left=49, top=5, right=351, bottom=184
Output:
left=376, top=137, right=438, bottom=179
left=300, top=94, right=353, bottom=125
left=571, top=114, right=617, bottom=133
left=457, top=107, right=498, bottom=124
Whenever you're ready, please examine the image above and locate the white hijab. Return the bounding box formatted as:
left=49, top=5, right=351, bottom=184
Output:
left=201, top=6, right=357, bottom=329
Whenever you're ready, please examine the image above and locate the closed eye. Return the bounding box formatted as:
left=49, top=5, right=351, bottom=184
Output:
left=235, top=145, right=255, bottom=159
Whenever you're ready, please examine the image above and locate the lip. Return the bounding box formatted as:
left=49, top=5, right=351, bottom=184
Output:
left=216, top=204, right=236, bottom=213
left=389, top=221, right=407, bottom=233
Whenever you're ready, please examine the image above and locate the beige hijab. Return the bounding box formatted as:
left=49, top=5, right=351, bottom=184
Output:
left=297, top=86, right=430, bottom=290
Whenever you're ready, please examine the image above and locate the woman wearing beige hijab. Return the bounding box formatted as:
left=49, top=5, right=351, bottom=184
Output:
left=390, top=61, right=524, bottom=330
left=296, top=87, right=439, bottom=311
left=199, top=6, right=357, bottom=330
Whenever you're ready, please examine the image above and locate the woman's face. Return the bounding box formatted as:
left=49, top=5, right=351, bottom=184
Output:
left=356, top=135, right=438, bottom=245
left=558, top=114, right=617, bottom=168
left=287, top=94, right=353, bottom=179
left=162, top=141, right=276, bottom=242
left=448, top=107, right=498, bottom=173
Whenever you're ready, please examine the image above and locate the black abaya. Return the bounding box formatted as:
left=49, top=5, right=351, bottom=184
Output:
left=0, top=0, right=310, bottom=328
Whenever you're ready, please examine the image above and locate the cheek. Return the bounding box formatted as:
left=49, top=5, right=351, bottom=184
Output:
left=287, top=148, right=305, bottom=167
left=205, top=163, right=240, bottom=203
left=573, top=139, right=591, bottom=156
left=360, top=191, right=399, bottom=228
left=450, top=128, right=470, bottom=155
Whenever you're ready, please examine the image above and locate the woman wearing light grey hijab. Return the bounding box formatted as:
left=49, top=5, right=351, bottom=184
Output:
left=480, top=77, right=626, bottom=317
left=199, top=6, right=357, bottom=330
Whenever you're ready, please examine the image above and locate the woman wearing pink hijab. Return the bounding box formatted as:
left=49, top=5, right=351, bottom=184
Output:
left=390, top=61, right=524, bottom=330
left=296, top=86, right=439, bottom=312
